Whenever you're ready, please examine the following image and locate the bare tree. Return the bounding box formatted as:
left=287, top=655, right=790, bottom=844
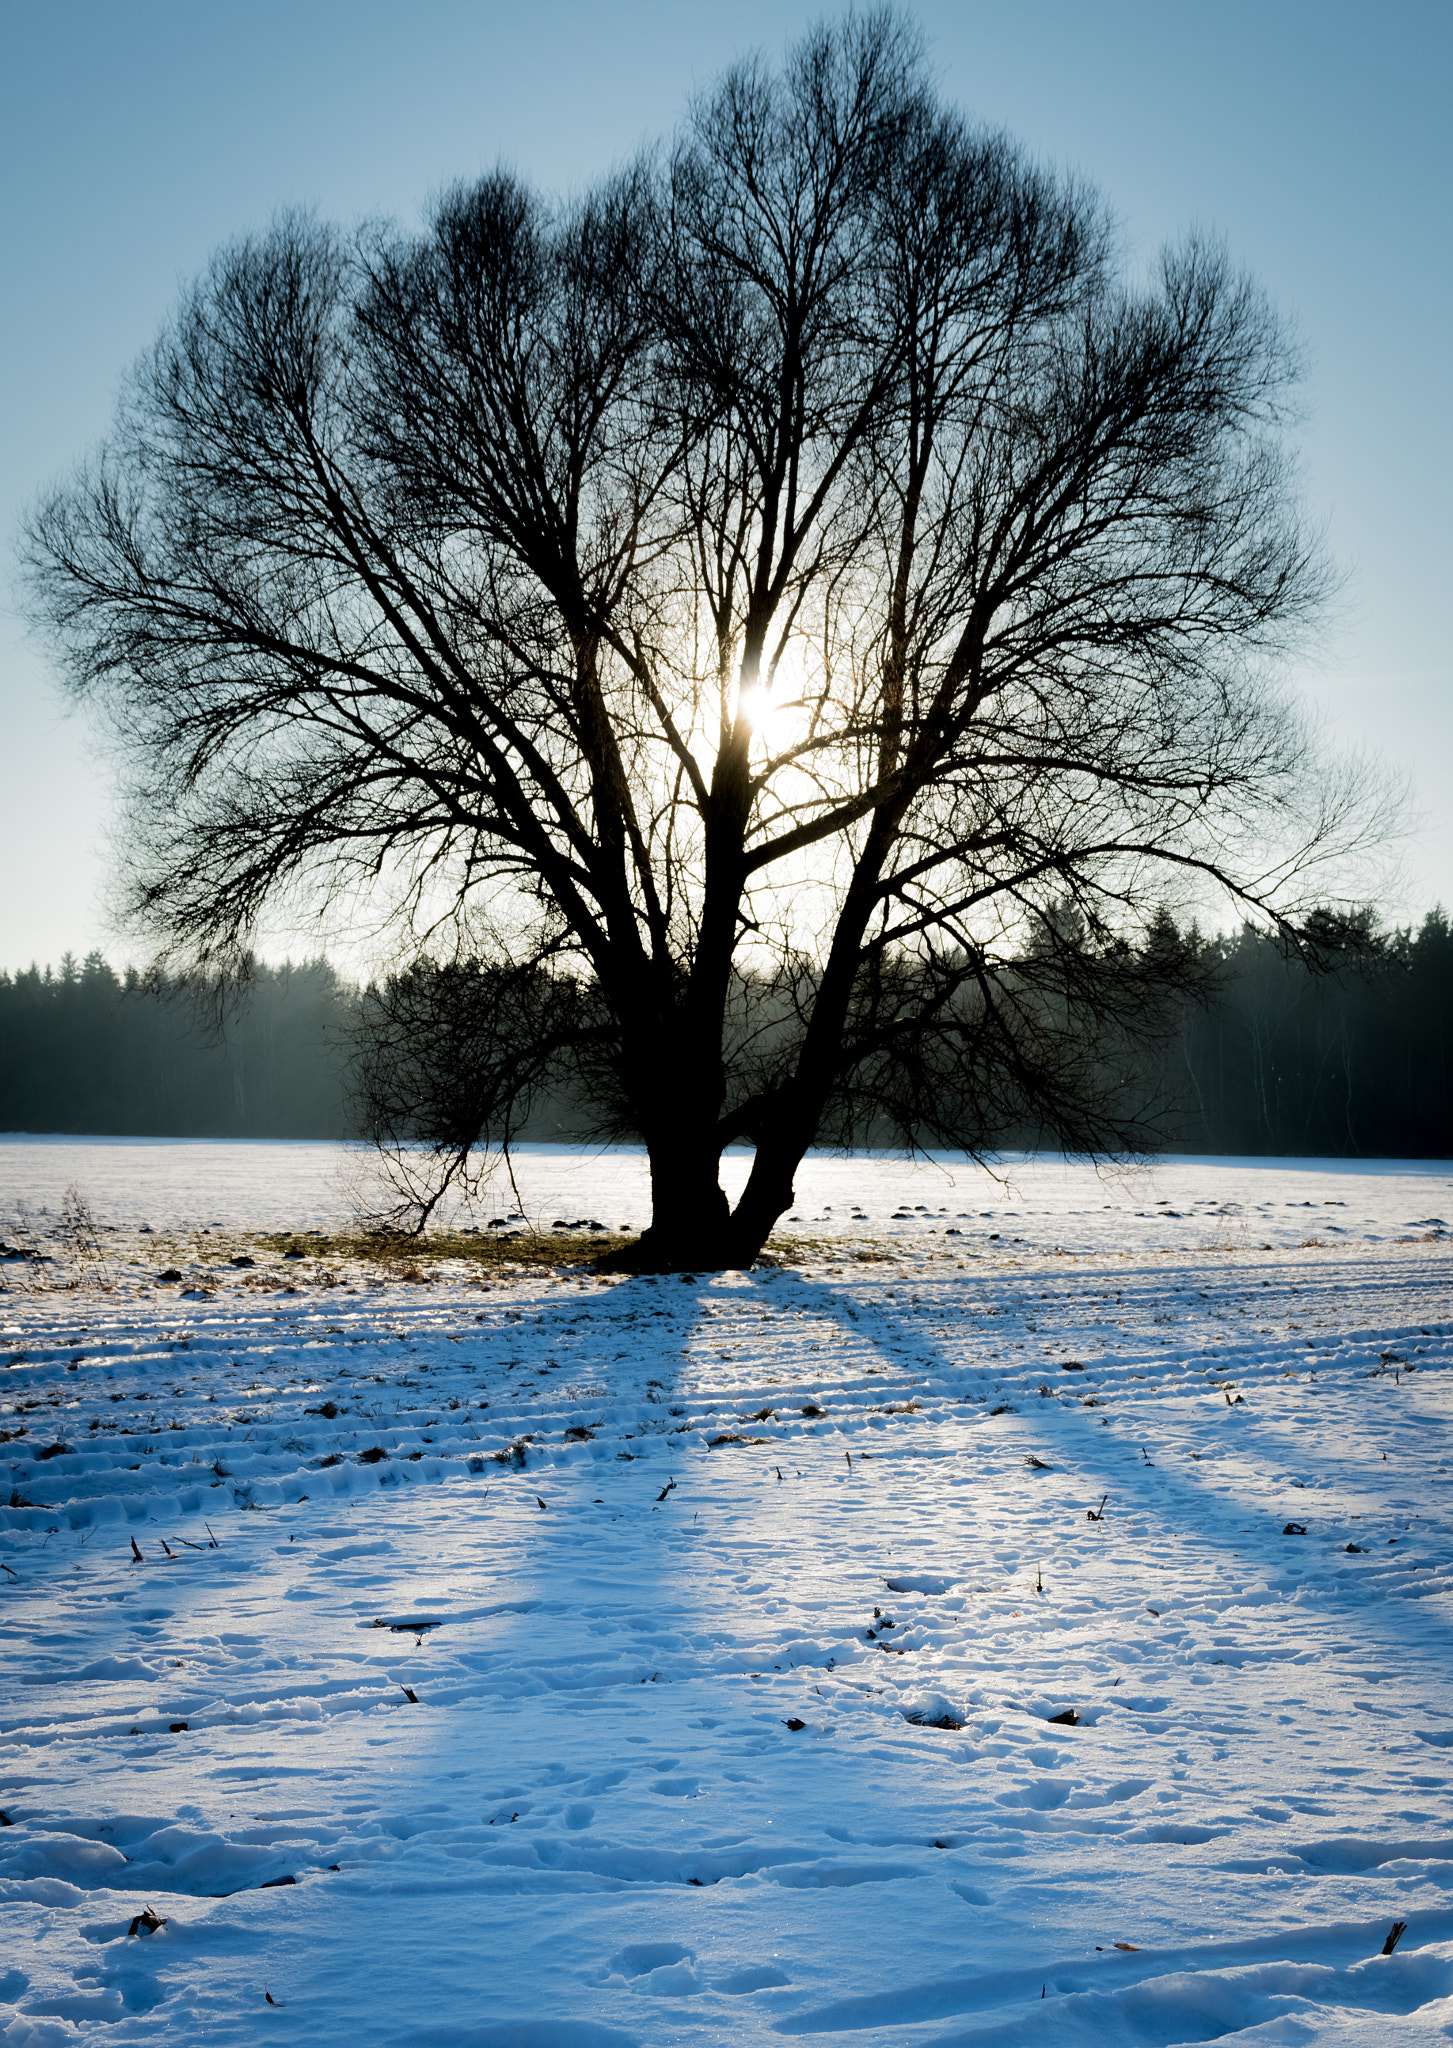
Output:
left=24, top=12, right=1360, bottom=1267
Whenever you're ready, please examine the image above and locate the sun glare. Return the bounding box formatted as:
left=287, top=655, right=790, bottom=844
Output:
left=736, top=648, right=809, bottom=748
left=736, top=684, right=770, bottom=732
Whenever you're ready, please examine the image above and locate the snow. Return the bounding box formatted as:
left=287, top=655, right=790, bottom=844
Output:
left=2, top=1144, right=1452, bottom=2044
left=4, top=1133, right=1452, bottom=1249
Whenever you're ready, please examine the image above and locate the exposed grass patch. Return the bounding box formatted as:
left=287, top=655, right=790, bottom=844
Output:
left=257, top=1230, right=632, bottom=1271
left=254, top=1228, right=855, bottom=1275
left=761, top=1235, right=897, bottom=1266
left=103, top=1223, right=907, bottom=1283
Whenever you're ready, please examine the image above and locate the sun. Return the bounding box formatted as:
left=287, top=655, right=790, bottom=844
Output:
left=735, top=645, right=809, bottom=748
left=736, top=683, right=771, bottom=732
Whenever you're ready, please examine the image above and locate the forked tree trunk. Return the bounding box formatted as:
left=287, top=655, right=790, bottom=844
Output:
left=599, top=1111, right=814, bottom=1274
left=603, top=855, right=888, bottom=1273
left=601, top=1146, right=796, bottom=1272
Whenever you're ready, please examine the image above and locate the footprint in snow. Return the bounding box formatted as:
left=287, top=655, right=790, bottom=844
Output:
left=609, top=1941, right=706, bottom=1997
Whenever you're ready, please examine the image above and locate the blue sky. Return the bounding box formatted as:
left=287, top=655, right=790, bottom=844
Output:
left=3, top=0, right=1448, bottom=972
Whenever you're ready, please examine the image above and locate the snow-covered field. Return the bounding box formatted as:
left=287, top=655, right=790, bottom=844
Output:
left=2, top=1146, right=1452, bottom=2045
left=3, top=1133, right=1452, bottom=1252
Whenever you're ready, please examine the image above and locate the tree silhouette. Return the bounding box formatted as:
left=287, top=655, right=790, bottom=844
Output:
left=23, top=14, right=1368, bottom=1264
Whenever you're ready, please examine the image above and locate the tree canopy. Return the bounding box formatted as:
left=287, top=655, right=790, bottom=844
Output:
left=23, top=12, right=1370, bottom=1264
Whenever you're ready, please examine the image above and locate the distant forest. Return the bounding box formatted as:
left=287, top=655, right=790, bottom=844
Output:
left=2, top=911, right=1451, bottom=1155
left=1150, top=910, right=1453, bottom=1157
left=0, top=955, right=354, bottom=1140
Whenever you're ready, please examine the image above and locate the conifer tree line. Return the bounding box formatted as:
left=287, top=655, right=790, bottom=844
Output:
left=0, top=954, right=351, bottom=1140
left=1151, top=908, right=1453, bottom=1158
left=2, top=911, right=1449, bottom=1156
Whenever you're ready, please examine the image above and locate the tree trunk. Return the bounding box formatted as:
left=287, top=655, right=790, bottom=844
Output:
left=604, top=829, right=898, bottom=1273
left=721, top=1131, right=804, bottom=1268
left=596, top=1099, right=814, bottom=1274
left=645, top=1133, right=733, bottom=1266
left=597, top=1130, right=730, bottom=1270
left=600, top=1132, right=800, bottom=1273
